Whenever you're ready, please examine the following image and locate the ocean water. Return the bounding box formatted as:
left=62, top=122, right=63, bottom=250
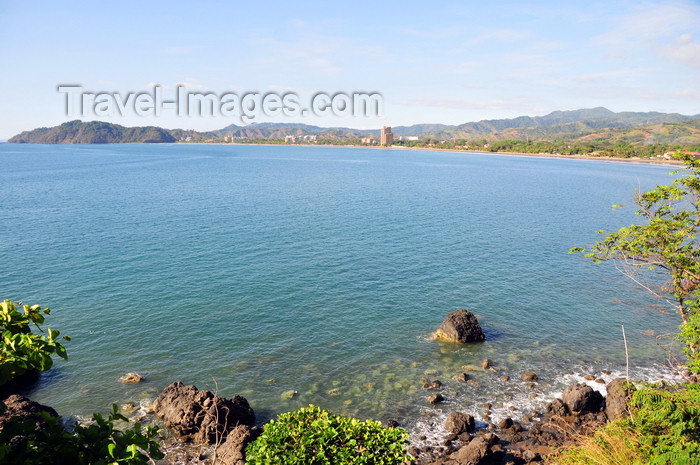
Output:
left=0, top=143, right=683, bottom=440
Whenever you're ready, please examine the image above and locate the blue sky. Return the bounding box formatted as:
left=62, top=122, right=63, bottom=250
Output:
left=1, top=0, right=699, bottom=139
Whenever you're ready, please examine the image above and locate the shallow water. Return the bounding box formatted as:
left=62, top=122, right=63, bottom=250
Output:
left=0, top=143, right=683, bottom=438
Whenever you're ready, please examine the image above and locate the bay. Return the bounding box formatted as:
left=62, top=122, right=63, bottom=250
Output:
left=0, top=143, right=681, bottom=440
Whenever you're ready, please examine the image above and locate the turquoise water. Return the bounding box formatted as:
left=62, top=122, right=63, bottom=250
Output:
left=0, top=143, right=682, bottom=438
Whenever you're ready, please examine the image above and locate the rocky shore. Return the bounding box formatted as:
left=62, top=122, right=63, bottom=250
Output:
left=0, top=310, right=656, bottom=464
left=406, top=379, right=633, bottom=464
left=0, top=363, right=650, bottom=465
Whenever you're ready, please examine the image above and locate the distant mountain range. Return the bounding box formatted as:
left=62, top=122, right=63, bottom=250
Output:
left=7, top=107, right=700, bottom=145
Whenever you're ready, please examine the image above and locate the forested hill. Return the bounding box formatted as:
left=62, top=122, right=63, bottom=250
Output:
left=8, top=120, right=177, bottom=144
left=7, top=107, right=700, bottom=146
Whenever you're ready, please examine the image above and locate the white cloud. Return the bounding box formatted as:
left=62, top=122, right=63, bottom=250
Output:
left=176, top=78, right=210, bottom=91
left=676, top=88, right=700, bottom=99
left=395, top=97, right=534, bottom=112
left=593, top=1, right=700, bottom=69
left=660, top=33, right=700, bottom=68
left=575, top=68, right=652, bottom=83
left=460, top=28, right=531, bottom=48
left=387, top=25, right=467, bottom=40
left=163, top=45, right=201, bottom=55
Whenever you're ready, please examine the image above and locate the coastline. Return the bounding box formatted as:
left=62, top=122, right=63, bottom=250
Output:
left=176, top=141, right=685, bottom=166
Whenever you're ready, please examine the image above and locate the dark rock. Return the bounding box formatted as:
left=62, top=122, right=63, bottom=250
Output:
left=444, top=432, right=458, bottom=442
left=445, top=411, right=475, bottom=434
left=454, top=373, right=470, bottom=383
left=481, top=359, right=493, bottom=369
left=423, top=380, right=443, bottom=390
left=385, top=419, right=401, bottom=428
left=0, top=395, right=60, bottom=458
left=0, top=394, right=59, bottom=429
left=435, top=309, right=485, bottom=344
left=427, top=394, right=444, bottom=405
left=500, top=375, right=510, bottom=382
left=522, top=449, right=541, bottom=462
left=498, top=417, right=514, bottom=429
left=605, top=378, right=636, bottom=422
left=562, top=383, right=604, bottom=414
left=0, top=370, right=40, bottom=397
left=452, top=432, right=498, bottom=464
left=459, top=432, right=473, bottom=442
left=216, top=425, right=262, bottom=465
left=521, top=372, right=538, bottom=382
left=152, top=381, right=255, bottom=444
left=545, top=398, right=569, bottom=417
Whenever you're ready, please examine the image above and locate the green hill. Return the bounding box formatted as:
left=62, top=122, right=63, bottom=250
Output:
left=8, top=120, right=176, bottom=144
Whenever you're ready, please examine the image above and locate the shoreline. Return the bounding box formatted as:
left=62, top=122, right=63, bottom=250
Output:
left=175, top=141, right=684, bottom=166
left=91, top=360, right=684, bottom=465
left=2, top=140, right=684, bottom=166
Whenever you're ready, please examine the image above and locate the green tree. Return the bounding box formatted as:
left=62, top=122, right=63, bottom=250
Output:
left=571, top=153, right=700, bottom=375
left=0, top=299, right=69, bottom=385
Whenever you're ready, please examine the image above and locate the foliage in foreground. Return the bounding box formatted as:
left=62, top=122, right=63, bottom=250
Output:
left=1, top=298, right=163, bottom=464
left=551, top=383, right=700, bottom=465
left=571, top=153, right=700, bottom=374
left=245, top=404, right=411, bottom=465
left=0, top=299, right=69, bottom=385
left=0, top=403, right=164, bottom=465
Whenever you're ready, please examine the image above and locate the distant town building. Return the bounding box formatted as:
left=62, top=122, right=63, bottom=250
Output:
left=285, top=135, right=297, bottom=144
left=302, top=135, right=317, bottom=142
left=380, top=126, right=393, bottom=146
left=361, top=136, right=377, bottom=144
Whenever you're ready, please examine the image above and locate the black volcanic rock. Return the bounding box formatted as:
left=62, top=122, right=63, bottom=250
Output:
left=435, top=309, right=485, bottom=344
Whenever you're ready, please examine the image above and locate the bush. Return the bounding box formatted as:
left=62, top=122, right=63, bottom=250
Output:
left=0, top=299, right=69, bottom=385
left=629, top=383, right=700, bottom=464
left=245, top=404, right=411, bottom=464
left=0, top=403, right=164, bottom=464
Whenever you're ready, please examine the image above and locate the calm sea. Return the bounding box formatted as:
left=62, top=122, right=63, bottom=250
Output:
left=0, top=143, right=682, bottom=440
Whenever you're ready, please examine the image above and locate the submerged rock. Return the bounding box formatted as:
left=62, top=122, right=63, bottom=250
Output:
left=152, top=381, right=255, bottom=444
left=423, top=380, right=443, bottom=390
left=119, top=372, right=144, bottom=383
left=435, top=309, right=485, bottom=344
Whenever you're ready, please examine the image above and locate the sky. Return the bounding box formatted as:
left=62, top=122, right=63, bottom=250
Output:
left=0, top=0, right=699, bottom=139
